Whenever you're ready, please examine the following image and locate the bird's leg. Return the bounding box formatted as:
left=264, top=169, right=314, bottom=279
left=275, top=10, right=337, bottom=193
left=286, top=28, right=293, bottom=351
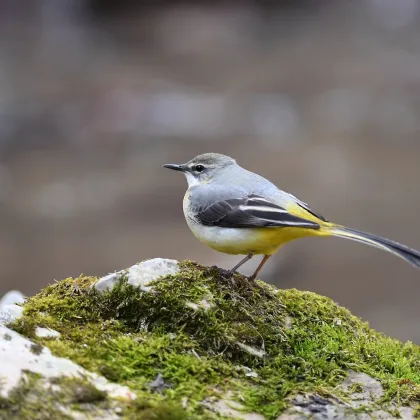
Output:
left=233, top=254, right=283, bottom=304
left=228, top=253, right=253, bottom=275
left=248, top=255, right=270, bottom=283
left=247, top=255, right=280, bottom=300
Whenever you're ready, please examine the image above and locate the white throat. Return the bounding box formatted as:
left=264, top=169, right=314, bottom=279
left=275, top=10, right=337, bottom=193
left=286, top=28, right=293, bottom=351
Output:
left=184, top=172, right=201, bottom=187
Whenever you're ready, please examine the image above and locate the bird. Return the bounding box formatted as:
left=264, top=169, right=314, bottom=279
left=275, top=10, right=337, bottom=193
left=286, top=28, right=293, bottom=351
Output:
left=163, top=153, right=420, bottom=283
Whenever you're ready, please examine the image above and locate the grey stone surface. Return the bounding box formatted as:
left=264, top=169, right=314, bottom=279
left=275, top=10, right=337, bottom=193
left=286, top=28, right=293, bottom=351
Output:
left=0, top=324, right=136, bottom=401
left=277, top=371, right=415, bottom=419
left=0, top=290, right=25, bottom=307
left=35, top=326, right=61, bottom=338
left=0, top=304, right=23, bottom=324
left=0, top=290, right=25, bottom=325
left=277, top=394, right=346, bottom=420
left=203, top=391, right=265, bottom=420
left=340, top=370, right=384, bottom=407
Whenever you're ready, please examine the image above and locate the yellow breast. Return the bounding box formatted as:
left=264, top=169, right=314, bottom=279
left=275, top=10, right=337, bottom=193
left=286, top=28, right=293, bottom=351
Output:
left=185, top=221, right=322, bottom=256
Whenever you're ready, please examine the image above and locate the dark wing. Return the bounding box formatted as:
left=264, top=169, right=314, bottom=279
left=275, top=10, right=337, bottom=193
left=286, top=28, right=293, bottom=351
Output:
left=291, top=195, right=328, bottom=222
left=196, top=194, right=320, bottom=229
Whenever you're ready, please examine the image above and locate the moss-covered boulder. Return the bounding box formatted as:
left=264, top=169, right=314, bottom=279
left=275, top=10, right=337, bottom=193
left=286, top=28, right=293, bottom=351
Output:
left=1, top=259, right=419, bottom=419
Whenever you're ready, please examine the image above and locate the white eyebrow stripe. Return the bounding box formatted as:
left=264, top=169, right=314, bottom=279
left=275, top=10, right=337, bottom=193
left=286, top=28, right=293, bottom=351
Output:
left=239, top=205, right=289, bottom=213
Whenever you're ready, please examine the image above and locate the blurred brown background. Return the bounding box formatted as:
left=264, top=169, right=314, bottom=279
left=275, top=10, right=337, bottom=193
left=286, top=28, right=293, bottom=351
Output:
left=0, top=0, right=419, bottom=343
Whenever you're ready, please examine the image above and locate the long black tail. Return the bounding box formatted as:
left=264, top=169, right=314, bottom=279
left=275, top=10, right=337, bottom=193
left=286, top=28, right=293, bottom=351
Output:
left=330, top=225, right=420, bottom=268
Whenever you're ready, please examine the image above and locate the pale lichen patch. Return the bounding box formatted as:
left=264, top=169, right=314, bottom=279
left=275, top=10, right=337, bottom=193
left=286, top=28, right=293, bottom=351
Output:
left=235, top=342, right=266, bottom=358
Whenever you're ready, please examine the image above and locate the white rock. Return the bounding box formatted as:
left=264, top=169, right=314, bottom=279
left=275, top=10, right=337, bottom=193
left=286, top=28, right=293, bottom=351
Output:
left=94, top=259, right=179, bottom=293
left=0, top=290, right=25, bottom=307
left=35, top=327, right=61, bottom=339
left=0, top=324, right=135, bottom=400
left=0, top=304, right=24, bottom=325
left=94, top=271, right=125, bottom=292
left=127, top=258, right=179, bottom=289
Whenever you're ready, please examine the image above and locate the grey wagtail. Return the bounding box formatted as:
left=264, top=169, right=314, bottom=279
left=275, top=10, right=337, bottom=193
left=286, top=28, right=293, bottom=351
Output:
left=164, top=153, right=420, bottom=282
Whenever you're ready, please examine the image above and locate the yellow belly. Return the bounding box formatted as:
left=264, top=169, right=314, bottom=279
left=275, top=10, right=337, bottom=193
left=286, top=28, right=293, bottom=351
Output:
left=183, top=193, right=331, bottom=256
left=188, top=221, right=328, bottom=256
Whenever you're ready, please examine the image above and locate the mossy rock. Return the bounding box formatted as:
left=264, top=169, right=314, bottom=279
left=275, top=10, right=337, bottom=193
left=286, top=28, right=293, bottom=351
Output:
left=3, top=260, right=420, bottom=419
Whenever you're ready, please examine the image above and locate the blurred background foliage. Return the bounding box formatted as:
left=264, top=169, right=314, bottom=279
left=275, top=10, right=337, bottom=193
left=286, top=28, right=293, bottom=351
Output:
left=0, top=0, right=419, bottom=342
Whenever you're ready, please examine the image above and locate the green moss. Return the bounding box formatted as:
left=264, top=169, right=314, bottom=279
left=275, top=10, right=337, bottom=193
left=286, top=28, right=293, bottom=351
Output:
left=0, top=372, right=112, bottom=420
left=122, top=399, right=195, bottom=420
left=53, top=376, right=107, bottom=404
left=346, top=382, right=363, bottom=394
left=8, top=261, right=420, bottom=419
left=0, top=371, right=186, bottom=420
left=0, top=372, right=69, bottom=420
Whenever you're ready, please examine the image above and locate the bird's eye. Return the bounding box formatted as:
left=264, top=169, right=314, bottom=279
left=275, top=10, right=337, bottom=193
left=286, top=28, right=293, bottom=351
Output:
left=194, top=164, right=205, bottom=173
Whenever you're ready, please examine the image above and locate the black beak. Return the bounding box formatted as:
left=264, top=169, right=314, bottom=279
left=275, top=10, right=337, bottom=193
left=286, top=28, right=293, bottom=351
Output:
left=163, top=164, right=185, bottom=172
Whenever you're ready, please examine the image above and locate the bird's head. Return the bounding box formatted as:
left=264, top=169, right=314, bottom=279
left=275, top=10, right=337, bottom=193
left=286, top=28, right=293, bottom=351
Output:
left=163, top=153, right=236, bottom=187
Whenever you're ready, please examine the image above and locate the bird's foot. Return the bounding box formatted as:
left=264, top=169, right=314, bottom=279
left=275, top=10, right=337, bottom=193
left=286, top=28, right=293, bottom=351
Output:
left=215, top=267, right=239, bottom=287
left=246, top=276, right=263, bottom=291
left=224, top=268, right=235, bottom=277
left=211, top=266, right=232, bottom=278
left=218, top=268, right=283, bottom=305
